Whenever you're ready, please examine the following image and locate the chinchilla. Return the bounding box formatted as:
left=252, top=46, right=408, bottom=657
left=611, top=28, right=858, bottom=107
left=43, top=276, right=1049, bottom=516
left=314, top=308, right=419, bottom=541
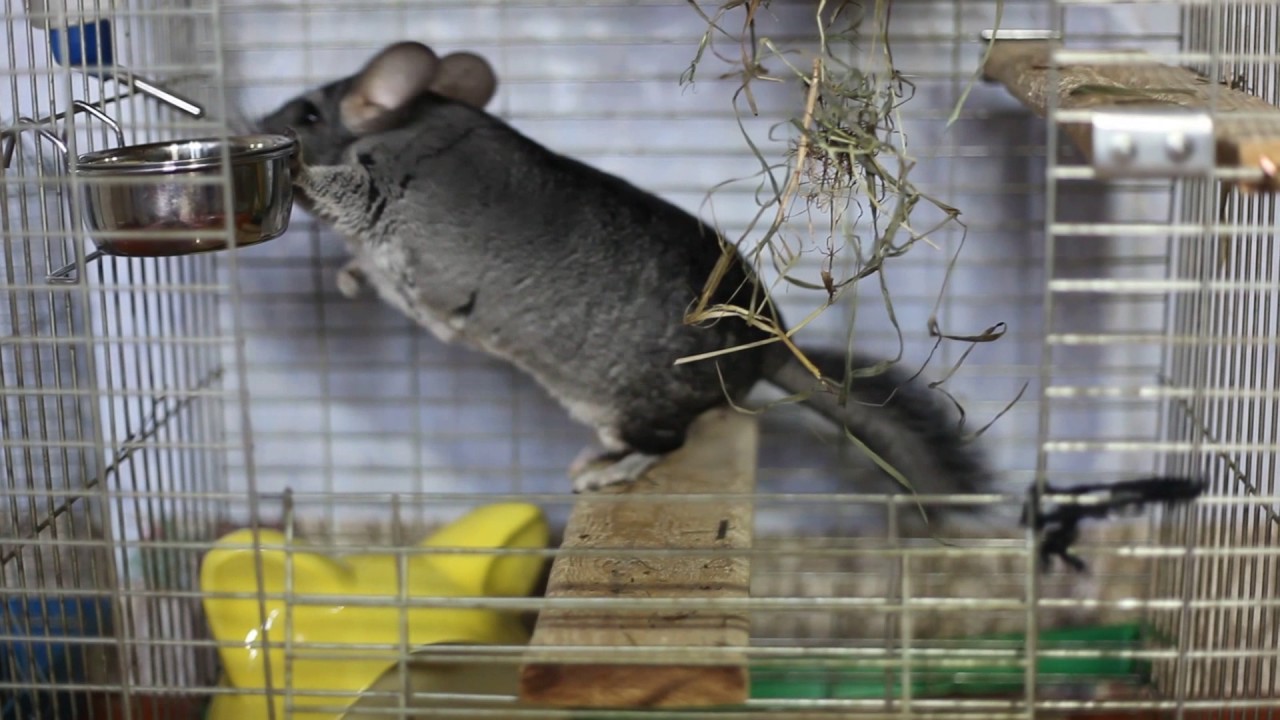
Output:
left=255, top=41, right=993, bottom=502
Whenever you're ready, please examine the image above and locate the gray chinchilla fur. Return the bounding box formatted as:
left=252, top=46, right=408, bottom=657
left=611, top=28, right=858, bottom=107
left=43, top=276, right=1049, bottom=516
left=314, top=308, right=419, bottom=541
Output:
left=256, top=41, right=994, bottom=501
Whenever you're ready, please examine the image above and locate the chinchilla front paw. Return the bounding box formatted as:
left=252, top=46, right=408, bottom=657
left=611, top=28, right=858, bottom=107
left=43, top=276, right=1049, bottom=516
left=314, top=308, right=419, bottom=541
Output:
left=336, top=260, right=368, bottom=299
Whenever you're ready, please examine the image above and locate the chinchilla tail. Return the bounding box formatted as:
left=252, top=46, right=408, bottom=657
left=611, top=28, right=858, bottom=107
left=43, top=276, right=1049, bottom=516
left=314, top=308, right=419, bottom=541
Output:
left=765, top=346, right=996, bottom=505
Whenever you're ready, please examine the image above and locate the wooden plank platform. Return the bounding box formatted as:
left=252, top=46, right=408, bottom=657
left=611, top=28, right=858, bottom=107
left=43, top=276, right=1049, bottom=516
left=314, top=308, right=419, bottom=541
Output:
left=982, top=38, right=1280, bottom=190
left=518, top=407, right=758, bottom=709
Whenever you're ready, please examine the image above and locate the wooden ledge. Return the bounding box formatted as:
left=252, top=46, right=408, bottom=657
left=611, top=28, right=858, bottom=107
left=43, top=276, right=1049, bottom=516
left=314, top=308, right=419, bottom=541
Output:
left=983, top=39, right=1280, bottom=191
left=517, top=407, right=758, bottom=709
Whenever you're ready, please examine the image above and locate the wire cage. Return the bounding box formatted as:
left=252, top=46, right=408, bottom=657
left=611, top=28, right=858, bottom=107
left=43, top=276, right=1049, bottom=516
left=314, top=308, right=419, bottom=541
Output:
left=1, top=0, right=1277, bottom=718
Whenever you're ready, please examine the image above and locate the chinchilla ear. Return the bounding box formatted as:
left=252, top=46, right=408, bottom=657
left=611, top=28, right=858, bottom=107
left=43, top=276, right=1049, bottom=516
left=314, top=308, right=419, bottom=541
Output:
left=430, top=51, right=498, bottom=109
left=340, top=41, right=441, bottom=134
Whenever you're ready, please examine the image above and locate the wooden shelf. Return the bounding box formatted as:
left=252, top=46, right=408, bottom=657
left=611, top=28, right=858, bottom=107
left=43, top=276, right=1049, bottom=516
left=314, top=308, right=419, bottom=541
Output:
left=518, top=407, right=758, bottom=709
left=983, top=38, right=1280, bottom=190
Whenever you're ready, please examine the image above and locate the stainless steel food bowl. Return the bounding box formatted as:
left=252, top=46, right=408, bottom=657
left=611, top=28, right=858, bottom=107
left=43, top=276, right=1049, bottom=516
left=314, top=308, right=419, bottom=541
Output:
left=74, top=134, right=296, bottom=257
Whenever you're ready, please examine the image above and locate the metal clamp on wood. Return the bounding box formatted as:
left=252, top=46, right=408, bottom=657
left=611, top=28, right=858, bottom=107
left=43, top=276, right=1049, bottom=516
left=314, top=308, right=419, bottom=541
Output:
left=1091, top=107, right=1215, bottom=179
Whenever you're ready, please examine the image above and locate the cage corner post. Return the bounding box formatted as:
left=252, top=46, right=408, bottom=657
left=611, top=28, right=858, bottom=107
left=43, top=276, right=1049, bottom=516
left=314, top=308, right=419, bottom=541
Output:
left=516, top=406, right=759, bottom=709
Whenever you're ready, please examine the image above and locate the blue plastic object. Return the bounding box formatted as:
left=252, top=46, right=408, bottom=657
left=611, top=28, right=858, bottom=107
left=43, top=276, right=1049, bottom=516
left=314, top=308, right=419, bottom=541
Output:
left=48, top=18, right=115, bottom=67
left=1, top=595, right=114, bottom=720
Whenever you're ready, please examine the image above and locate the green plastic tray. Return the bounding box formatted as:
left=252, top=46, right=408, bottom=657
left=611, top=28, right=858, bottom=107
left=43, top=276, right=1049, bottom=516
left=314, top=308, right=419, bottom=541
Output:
left=750, top=622, right=1152, bottom=701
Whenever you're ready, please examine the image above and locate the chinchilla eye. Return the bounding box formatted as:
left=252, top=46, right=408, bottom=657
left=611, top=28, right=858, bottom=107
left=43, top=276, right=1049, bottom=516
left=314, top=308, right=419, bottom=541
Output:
left=296, top=100, right=321, bottom=126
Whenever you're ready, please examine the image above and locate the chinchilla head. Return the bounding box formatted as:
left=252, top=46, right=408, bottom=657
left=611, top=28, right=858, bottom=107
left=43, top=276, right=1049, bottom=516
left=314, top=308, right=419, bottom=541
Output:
left=255, top=41, right=498, bottom=165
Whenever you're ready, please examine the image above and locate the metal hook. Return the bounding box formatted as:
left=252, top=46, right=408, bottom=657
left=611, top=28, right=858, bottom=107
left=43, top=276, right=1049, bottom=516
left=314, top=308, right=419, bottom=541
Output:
left=1, top=115, right=112, bottom=285
left=0, top=117, right=63, bottom=172
left=3, top=99, right=126, bottom=170
left=32, top=124, right=68, bottom=160
left=70, top=100, right=126, bottom=149
left=0, top=120, right=43, bottom=171
left=9, top=102, right=130, bottom=284
left=18, top=123, right=103, bottom=285
left=105, top=70, right=204, bottom=118
left=0, top=120, right=91, bottom=284
left=45, top=102, right=136, bottom=283
left=46, top=249, right=103, bottom=284
left=2, top=93, right=135, bottom=171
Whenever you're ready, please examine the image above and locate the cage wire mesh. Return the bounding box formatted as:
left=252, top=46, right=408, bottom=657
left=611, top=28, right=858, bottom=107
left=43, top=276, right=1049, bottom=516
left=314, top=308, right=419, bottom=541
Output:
left=1039, top=0, right=1280, bottom=713
left=0, top=0, right=1276, bottom=718
left=2, top=0, right=241, bottom=712
left=1159, top=0, right=1280, bottom=706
